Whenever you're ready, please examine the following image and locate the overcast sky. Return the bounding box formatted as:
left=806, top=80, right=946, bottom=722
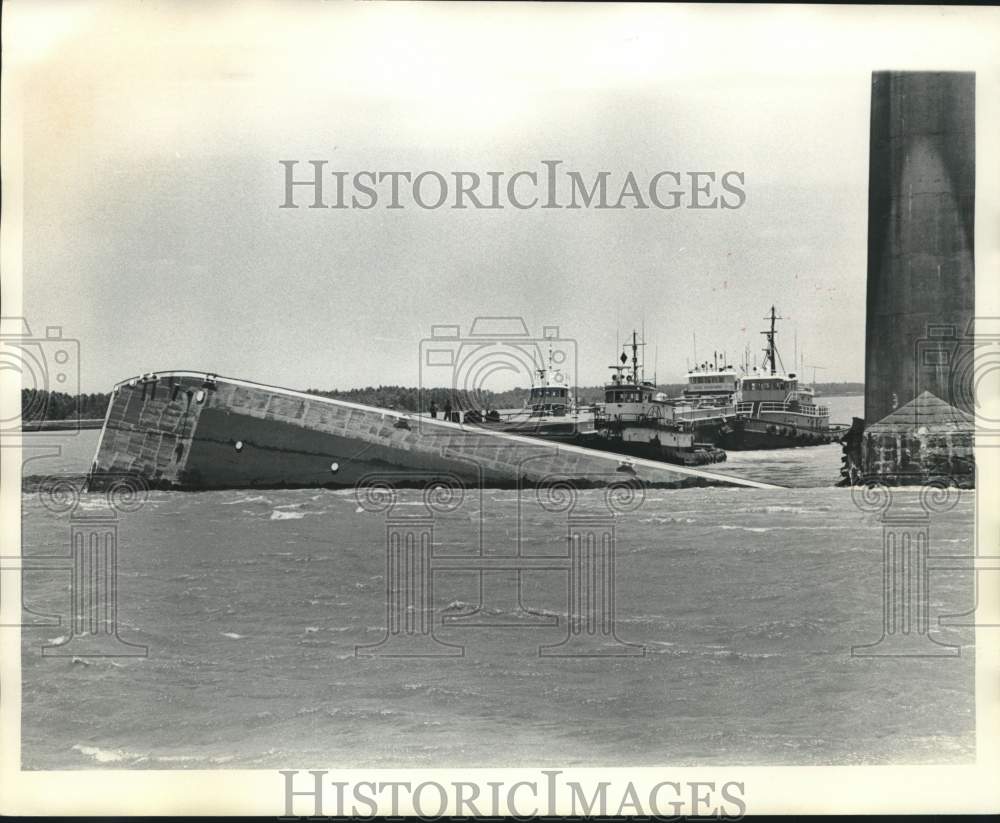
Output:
left=8, top=1, right=999, bottom=392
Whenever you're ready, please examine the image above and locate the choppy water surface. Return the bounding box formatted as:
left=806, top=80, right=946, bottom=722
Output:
left=19, top=397, right=977, bottom=768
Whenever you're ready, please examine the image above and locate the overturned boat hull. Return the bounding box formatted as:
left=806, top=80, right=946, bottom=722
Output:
left=88, top=372, right=775, bottom=491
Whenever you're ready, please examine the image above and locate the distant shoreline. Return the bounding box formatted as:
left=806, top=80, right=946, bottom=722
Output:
left=22, top=419, right=105, bottom=432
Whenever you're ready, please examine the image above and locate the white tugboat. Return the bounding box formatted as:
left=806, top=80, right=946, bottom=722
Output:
left=668, top=355, right=741, bottom=441
left=465, top=342, right=590, bottom=438
left=681, top=359, right=740, bottom=405
left=722, top=306, right=846, bottom=449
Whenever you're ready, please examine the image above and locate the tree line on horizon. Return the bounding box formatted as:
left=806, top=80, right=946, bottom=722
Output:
left=21, top=389, right=111, bottom=421
left=22, top=381, right=864, bottom=420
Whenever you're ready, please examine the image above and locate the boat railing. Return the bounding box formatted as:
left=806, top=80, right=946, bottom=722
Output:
left=595, top=410, right=730, bottom=431
left=672, top=405, right=734, bottom=421
left=478, top=409, right=560, bottom=424
left=738, top=400, right=829, bottom=417
left=594, top=411, right=678, bottom=427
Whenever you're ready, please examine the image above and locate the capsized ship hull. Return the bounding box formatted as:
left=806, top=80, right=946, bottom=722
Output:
left=88, top=372, right=776, bottom=491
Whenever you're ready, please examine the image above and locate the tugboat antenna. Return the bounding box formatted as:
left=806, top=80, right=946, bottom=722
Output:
left=641, top=318, right=646, bottom=384
left=632, top=330, right=639, bottom=386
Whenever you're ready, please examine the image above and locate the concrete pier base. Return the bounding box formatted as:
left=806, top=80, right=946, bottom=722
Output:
left=860, top=392, right=974, bottom=486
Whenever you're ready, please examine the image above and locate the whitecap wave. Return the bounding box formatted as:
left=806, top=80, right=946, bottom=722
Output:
left=73, top=743, right=127, bottom=763
left=719, top=524, right=772, bottom=533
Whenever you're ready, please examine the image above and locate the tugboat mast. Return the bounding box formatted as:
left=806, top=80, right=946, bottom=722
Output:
left=536, top=341, right=556, bottom=387
left=608, top=330, right=645, bottom=386
left=761, top=305, right=782, bottom=375
left=627, top=330, right=646, bottom=385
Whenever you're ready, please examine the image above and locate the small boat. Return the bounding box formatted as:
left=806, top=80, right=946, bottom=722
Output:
left=721, top=307, right=847, bottom=449
left=462, top=342, right=592, bottom=439
left=668, top=358, right=740, bottom=443
left=578, top=331, right=727, bottom=466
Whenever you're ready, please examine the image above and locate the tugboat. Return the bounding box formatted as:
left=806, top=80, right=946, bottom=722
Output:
left=668, top=354, right=740, bottom=443
left=465, top=342, right=590, bottom=439
left=722, top=307, right=845, bottom=449
left=526, top=344, right=573, bottom=417
left=580, top=331, right=726, bottom=466
left=681, top=357, right=740, bottom=405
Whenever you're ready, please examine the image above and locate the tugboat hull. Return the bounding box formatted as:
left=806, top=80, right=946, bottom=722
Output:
left=575, top=431, right=727, bottom=467
left=720, top=417, right=839, bottom=450
left=598, top=439, right=727, bottom=467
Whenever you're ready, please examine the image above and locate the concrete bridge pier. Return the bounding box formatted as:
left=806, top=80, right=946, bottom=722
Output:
left=856, top=71, right=976, bottom=486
